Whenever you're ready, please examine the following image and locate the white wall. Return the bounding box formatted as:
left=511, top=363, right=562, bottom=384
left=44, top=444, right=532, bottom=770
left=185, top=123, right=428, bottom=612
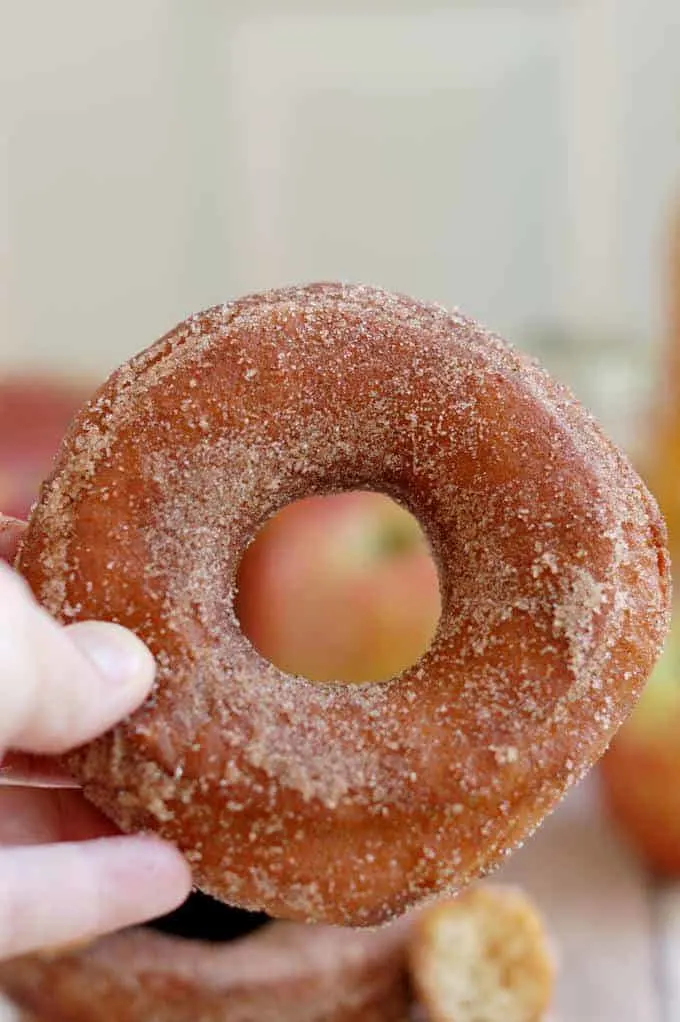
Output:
left=1, top=0, right=678, bottom=442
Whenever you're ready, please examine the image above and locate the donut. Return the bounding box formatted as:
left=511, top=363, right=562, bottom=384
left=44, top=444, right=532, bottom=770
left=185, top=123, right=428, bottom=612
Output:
left=408, top=886, right=555, bottom=1022
left=17, top=283, right=670, bottom=926
left=0, top=912, right=410, bottom=1021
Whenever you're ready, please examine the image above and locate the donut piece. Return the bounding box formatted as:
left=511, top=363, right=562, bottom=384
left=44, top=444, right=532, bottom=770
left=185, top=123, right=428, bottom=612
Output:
left=17, top=283, right=670, bottom=925
left=0, top=919, right=410, bottom=1022
left=408, top=886, right=555, bottom=1022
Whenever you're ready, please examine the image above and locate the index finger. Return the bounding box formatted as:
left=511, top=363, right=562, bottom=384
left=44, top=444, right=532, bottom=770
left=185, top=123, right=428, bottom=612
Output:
left=0, top=565, right=156, bottom=755
left=0, top=518, right=76, bottom=786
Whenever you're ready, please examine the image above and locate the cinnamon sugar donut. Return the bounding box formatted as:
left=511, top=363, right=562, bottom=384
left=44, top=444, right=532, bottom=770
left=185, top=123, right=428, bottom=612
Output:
left=0, top=917, right=410, bottom=1021
left=17, top=283, right=670, bottom=925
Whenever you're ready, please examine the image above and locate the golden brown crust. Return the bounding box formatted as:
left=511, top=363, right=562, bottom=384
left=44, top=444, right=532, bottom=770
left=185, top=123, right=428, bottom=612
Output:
left=0, top=920, right=410, bottom=1022
left=409, top=886, right=555, bottom=1022
left=17, top=283, right=671, bottom=925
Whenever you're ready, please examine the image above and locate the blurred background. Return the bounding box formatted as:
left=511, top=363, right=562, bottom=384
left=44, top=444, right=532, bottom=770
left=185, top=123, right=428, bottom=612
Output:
left=1, top=2, right=680, bottom=1020
left=1, top=0, right=679, bottom=444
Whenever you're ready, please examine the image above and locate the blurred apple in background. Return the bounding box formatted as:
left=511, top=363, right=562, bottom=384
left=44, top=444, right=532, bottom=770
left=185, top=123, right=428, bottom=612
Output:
left=0, top=377, right=90, bottom=520
left=600, top=621, right=680, bottom=875
left=235, top=492, right=442, bottom=684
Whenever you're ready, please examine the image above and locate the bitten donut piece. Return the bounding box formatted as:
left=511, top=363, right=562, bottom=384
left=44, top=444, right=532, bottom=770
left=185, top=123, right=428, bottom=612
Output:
left=408, top=886, right=555, bottom=1022
left=17, top=283, right=670, bottom=926
left=0, top=920, right=410, bottom=1022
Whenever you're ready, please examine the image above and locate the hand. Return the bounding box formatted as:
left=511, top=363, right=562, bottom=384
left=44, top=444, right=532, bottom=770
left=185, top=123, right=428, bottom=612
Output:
left=0, top=516, right=191, bottom=961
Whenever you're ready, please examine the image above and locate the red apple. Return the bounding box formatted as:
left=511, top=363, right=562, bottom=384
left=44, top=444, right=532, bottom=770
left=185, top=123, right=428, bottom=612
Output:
left=235, top=492, right=441, bottom=683
left=0, top=376, right=91, bottom=520
left=600, top=623, right=680, bottom=874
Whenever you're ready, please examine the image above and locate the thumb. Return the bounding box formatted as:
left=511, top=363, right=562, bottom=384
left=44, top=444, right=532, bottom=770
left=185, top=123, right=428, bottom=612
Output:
left=0, top=564, right=155, bottom=754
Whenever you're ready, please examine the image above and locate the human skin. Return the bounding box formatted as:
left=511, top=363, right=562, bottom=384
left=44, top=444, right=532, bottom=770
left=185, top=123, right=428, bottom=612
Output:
left=0, top=515, right=191, bottom=961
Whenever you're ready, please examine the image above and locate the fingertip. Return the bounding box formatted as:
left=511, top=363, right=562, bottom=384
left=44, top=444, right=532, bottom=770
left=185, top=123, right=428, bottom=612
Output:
left=103, top=835, right=193, bottom=919
left=66, top=621, right=156, bottom=708
left=0, top=837, right=193, bottom=959
left=1, top=567, right=156, bottom=754
left=126, top=834, right=193, bottom=882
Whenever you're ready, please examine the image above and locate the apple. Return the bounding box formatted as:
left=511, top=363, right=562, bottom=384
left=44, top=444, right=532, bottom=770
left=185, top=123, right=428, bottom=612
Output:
left=0, top=376, right=90, bottom=520
left=235, top=491, right=441, bottom=683
left=600, top=621, right=680, bottom=875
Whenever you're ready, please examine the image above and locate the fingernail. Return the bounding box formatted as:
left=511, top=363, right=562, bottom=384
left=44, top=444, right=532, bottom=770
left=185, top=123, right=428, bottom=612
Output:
left=67, top=621, right=155, bottom=693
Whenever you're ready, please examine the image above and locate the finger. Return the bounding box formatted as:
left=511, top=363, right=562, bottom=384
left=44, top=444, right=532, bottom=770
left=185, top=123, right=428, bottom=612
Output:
left=0, top=788, right=118, bottom=846
left=0, top=836, right=191, bottom=959
left=0, top=518, right=25, bottom=566
left=0, top=565, right=155, bottom=754
left=0, top=993, right=20, bottom=1020
left=0, top=753, right=78, bottom=789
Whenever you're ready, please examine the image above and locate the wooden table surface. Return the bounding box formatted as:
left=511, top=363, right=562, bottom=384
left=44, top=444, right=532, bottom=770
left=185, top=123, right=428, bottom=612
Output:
left=499, top=776, right=678, bottom=1022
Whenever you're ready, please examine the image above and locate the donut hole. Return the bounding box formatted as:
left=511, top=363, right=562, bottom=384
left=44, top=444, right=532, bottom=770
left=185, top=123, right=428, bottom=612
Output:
left=146, top=891, right=271, bottom=943
left=234, top=491, right=441, bottom=684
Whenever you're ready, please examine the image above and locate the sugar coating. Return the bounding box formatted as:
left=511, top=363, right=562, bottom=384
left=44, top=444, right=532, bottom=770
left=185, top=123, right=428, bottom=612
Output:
left=17, top=283, right=671, bottom=927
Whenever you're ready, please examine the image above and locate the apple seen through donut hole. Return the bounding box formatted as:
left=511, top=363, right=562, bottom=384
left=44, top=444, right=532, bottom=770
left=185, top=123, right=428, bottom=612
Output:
left=234, top=491, right=442, bottom=685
